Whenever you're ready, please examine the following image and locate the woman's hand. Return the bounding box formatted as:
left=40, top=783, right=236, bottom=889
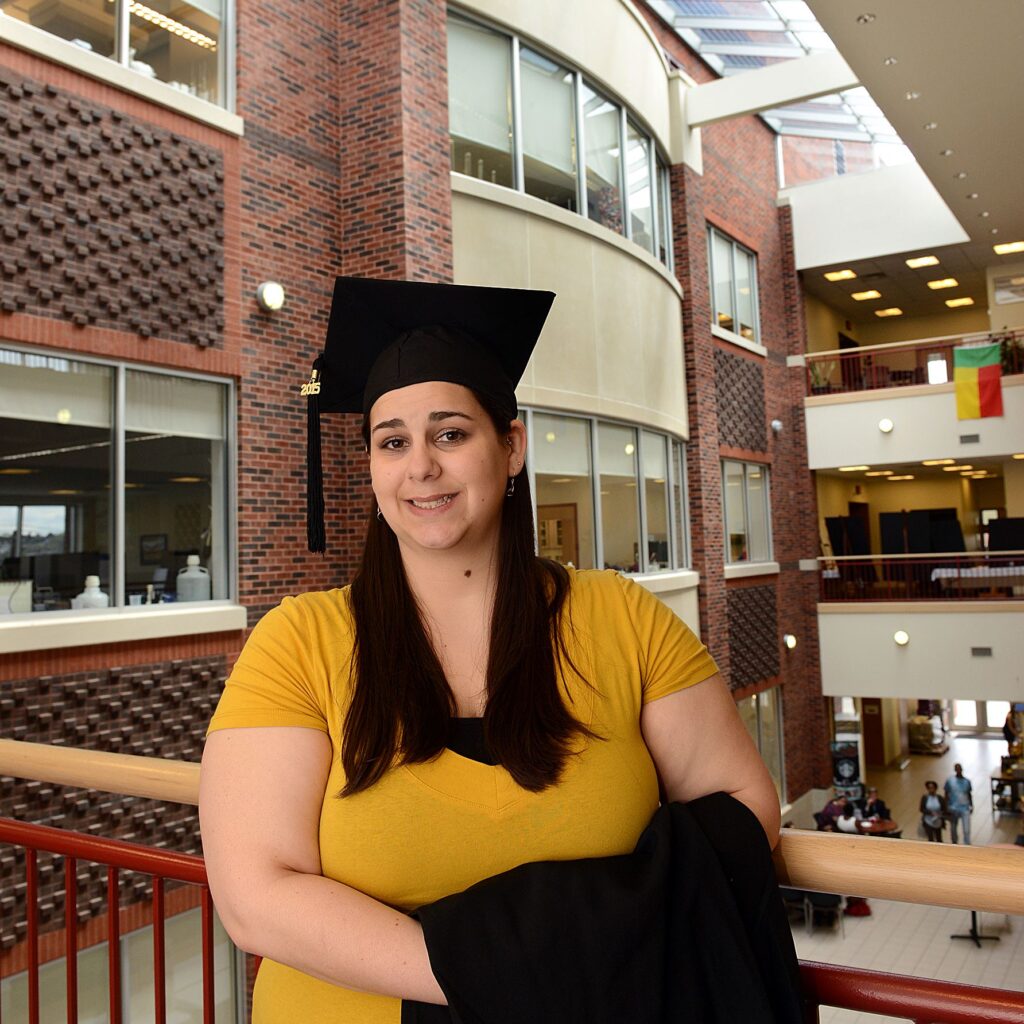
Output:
left=640, top=673, right=782, bottom=847
left=199, top=727, right=446, bottom=1003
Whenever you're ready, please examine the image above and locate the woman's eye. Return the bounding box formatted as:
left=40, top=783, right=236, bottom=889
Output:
left=380, top=437, right=407, bottom=451
left=437, top=429, right=465, bottom=443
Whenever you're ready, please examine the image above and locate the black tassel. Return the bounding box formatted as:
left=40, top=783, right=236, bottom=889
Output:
left=306, top=354, right=326, bottom=553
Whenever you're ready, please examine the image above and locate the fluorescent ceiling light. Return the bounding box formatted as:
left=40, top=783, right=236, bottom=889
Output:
left=887, top=475, right=914, bottom=481
left=945, top=297, right=974, bottom=307
left=1013, top=454, right=1024, bottom=460
left=906, top=255, right=939, bottom=268
left=993, top=241, right=1024, bottom=255
left=824, top=269, right=857, bottom=281
left=0, top=468, right=36, bottom=475
left=839, top=465, right=869, bottom=472
left=922, top=459, right=955, bottom=466
left=875, top=307, right=903, bottom=317
left=865, top=470, right=893, bottom=477
left=944, top=465, right=972, bottom=471
left=927, top=278, right=958, bottom=290
left=852, top=289, right=881, bottom=300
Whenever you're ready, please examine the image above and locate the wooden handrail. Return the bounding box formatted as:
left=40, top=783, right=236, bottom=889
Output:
left=819, top=550, right=1024, bottom=563
left=2, top=739, right=1022, bottom=915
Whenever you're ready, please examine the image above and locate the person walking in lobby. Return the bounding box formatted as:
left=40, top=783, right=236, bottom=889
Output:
left=919, top=781, right=947, bottom=842
left=944, top=764, right=973, bottom=845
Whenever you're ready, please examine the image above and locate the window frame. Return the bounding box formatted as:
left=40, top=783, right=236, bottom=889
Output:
left=0, top=343, right=237, bottom=613
left=447, top=10, right=673, bottom=266
left=721, top=458, right=773, bottom=565
left=707, top=226, right=761, bottom=348
left=523, top=407, right=688, bottom=575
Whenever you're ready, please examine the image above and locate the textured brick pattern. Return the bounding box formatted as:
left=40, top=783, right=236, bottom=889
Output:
left=0, top=69, right=224, bottom=348
left=715, top=347, right=766, bottom=452
left=0, top=657, right=225, bottom=949
left=727, top=585, right=779, bottom=688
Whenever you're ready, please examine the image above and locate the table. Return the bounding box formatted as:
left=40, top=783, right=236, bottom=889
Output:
left=990, top=774, right=1024, bottom=815
left=857, top=818, right=900, bottom=837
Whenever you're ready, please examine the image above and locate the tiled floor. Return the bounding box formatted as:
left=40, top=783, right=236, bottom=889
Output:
left=791, top=734, right=1024, bottom=1022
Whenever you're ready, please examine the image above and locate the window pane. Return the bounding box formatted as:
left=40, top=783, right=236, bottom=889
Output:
left=746, top=464, right=770, bottom=562
left=656, top=158, right=671, bottom=265
left=582, top=82, right=622, bottom=234
left=736, top=250, right=757, bottom=341
left=0, top=350, right=112, bottom=611
left=986, top=701, right=1010, bottom=730
left=758, top=689, right=784, bottom=800
left=712, top=231, right=735, bottom=332
left=642, top=431, right=670, bottom=572
left=448, top=17, right=514, bottom=188
left=737, top=696, right=758, bottom=745
left=0, top=0, right=116, bottom=60
left=672, top=440, right=687, bottom=568
left=520, top=47, right=577, bottom=211
left=952, top=700, right=977, bottom=728
left=723, top=460, right=748, bottom=563
left=125, top=372, right=227, bottom=604
left=625, top=123, right=654, bottom=253
left=599, top=423, right=639, bottom=571
left=129, top=0, right=223, bottom=104
left=0, top=507, right=15, bottom=561
left=532, top=413, right=595, bottom=569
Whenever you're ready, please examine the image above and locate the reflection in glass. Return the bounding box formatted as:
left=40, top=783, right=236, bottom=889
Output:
left=746, top=464, right=769, bottom=562
left=723, top=460, right=747, bottom=562
left=642, top=431, right=670, bottom=571
left=758, top=689, right=784, bottom=800
left=0, top=0, right=116, bottom=60
left=656, top=157, right=672, bottom=265
left=532, top=413, right=594, bottom=569
left=671, top=440, right=687, bottom=568
left=520, top=48, right=577, bottom=211
left=0, top=350, right=112, bottom=611
left=599, top=423, right=639, bottom=571
left=582, top=82, right=622, bottom=233
left=129, top=0, right=222, bottom=103
left=626, top=122, right=654, bottom=253
left=125, top=372, right=227, bottom=604
left=448, top=16, right=514, bottom=188
left=712, top=231, right=735, bottom=333
left=736, top=250, right=757, bottom=341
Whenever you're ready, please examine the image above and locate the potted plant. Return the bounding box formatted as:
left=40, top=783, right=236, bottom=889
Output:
left=808, top=359, right=837, bottom=394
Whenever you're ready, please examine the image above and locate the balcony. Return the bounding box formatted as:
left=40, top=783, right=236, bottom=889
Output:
left=2, top=740, right=1024, bottom=1022
left=803, top=330, right=1024, bottom=471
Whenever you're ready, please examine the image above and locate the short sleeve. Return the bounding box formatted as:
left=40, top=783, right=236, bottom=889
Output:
left=207, top=596, right=330, bottom=734
left=614, top=574, right=719, bottom=704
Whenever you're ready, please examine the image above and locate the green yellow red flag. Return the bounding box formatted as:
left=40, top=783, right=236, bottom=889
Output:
left=953, top=343, right=1003, bottom=420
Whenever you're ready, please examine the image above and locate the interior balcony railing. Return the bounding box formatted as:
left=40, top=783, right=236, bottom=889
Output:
left=2, top=739, right=1024, bottom=1023
left=819, top=551, right=1024, bottom=602
left=804, top=328, right=1024, bottom=397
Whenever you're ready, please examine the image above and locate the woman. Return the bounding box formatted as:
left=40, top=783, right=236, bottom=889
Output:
left=199, top=278, right=780, bottom=1022
left=919, top=780, right=947, bottom=842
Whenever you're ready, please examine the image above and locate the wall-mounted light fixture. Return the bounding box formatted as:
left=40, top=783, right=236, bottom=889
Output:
left=783, top=633, right=797, bottom=650
left=878, top=417, right=894, bottom=433
left=771, top=418, right=784, bottom=434
left=893, top=630, right=910, bottom=646
left=256, top=281, right=286, bottom=312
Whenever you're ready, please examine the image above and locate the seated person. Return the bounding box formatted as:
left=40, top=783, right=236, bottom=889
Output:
left=835, top=805, right=861, bottom=834
left=859, top=786, right=890, bottom=820
left=817, top=793, right=848, bottom=830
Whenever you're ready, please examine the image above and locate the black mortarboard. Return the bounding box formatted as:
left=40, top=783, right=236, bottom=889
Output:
left=303, top=277, right=556, bottom=553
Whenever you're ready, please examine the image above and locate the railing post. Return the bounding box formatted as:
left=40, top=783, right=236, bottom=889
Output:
left=201, top=887, right=216, bottom=1024
left=108, top=866, right=122, bottom=1024
left=26, top=848, right=39, bottom=1024
left=64, top=856, right=78, bottom=1024
left=153, top=876, right=166, bottom=1024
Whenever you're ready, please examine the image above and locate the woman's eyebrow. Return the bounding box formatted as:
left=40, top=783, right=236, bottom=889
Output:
left=371, top=417, right=405, bottom=434
left=428, top=410, right=474, bottom=422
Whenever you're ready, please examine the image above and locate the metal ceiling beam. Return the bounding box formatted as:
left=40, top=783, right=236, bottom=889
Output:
left=672, top=16, right=797, bottom=32
left=685, top=51, right=859, bottom=128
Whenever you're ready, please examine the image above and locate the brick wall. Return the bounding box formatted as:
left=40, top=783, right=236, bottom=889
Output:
left=638, top=1, right=832, bottom=801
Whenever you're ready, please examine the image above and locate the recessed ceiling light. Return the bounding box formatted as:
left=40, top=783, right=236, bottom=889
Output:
left=943, top=465, right=972, bottom=472
left=549, top=477, right=572, bottom=484
left=960, top=470, right=977, bottom=476
left=906, top=91, right=921, bottom=101
left=883, top=56, right=898, bottom=65
left=954, top=171, right=968, bottom=179
left=852, top=289, right=881, bottom=300
left=49, top=488, right=81, bottom=495
left=894, top=630, right=910, bottom=645
left=922, top=122, right=938, bottom=131
left=824, top=269, right=857, bottom=281
left=839, top=465, right=870, bottom=472
left=857, top=13, right=877, bottom=23
left=939, top=148, right=953, bottom=155
left=1013, top=454, right=1024, bottom=460
left=922, top=459, right=956, bottom=466
left=865, top=470, right=893, bottom=476
left=926, top=278, right=958, bottom=290
left=945, top=297, right=974, bottom=307
left=875, top=307, right=903, bottom=317
left=905, top=255, right=939, bottom=268
left=966, top=192, right=979, bottom=199
left=979, top=211, right=990, bottom=218
left=887, top=475, right=914, bottom=481
left=0, top=467, right=36, bottom=475
left=991, top=228, right=1000, bottom=235
left=170, top=475, right=205, bottom=483
left=878, top=418, right=894, bottom=433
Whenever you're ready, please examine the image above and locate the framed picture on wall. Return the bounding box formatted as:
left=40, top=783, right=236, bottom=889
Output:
left=140, top=534, right=168, bottom=565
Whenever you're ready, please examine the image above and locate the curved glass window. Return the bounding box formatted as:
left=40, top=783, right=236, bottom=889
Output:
left=520, top=47, right=578, bottom=211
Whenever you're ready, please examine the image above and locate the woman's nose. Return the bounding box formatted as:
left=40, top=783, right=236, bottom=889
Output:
left=407, top=441, right=439, bottom=480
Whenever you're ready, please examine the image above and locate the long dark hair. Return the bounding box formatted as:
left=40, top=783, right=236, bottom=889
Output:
left=343, top=391, right=593, bottom=796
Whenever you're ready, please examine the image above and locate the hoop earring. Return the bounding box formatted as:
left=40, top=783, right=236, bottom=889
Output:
left=506, top=477, right=516, bottom=498
left=376, top=506, right=383, bottom=521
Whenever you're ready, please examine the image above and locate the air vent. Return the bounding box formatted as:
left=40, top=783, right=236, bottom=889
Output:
left=959, top=433, right=980, bottom=444
left=970, top=647, right=993, bottom=657
left=859, top=271, right=886, bottom=281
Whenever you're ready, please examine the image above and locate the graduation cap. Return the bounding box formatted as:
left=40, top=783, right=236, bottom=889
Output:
left=304, top=277, right=556, bottom=553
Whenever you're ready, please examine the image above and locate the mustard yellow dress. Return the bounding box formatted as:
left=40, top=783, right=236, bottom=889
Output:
left=207, top=567, right=718, bottom=1022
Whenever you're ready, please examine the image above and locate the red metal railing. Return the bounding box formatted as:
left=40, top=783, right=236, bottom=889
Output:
left=805, top=328, right=1024, bottom=396
left=5, top=817, right=1024, bottom=1023
left=819, top=551, right=1024, bottom=602
left=0, top=817, right=214, bottom=1024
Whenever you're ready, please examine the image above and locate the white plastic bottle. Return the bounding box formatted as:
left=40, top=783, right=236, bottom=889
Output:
left=176, top=555, right=212, bottom=602
left=72, top=575, right=109, bottom=609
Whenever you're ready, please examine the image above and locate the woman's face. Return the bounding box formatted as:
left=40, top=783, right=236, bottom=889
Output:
left=926, top=782, right=937, bottom=794
left=368, top=381, right=525, bottom=559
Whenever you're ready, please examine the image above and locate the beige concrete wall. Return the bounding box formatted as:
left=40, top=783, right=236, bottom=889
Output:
left=452, top=177, right=688, bottom=437
left=455, top=0, right=672, bottom=153
left=635, top=571, right=702, bottom=636
left=804, top=293, right=855, bottom=354
left=1005, top=460, right=1024, bottom=517
left=855, top=308, right=990, bottom=347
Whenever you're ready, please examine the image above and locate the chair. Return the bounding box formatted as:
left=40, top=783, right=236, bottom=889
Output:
left=804, top=892, right=845, bottom=937
left=779, top=887, right=808, bottom=930
left=813, top=811, right=831, bottom=831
